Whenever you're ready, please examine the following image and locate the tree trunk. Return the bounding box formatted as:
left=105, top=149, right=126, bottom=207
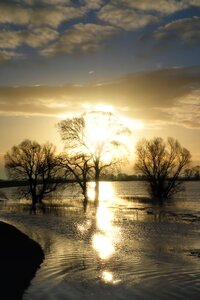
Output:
left=82, top=186, right=88, bottom=211
left=83, top=196, right=88, bottom=212
left=30, top=195, right=37, bottom=214
left=94, top=173, right=100, bottom=206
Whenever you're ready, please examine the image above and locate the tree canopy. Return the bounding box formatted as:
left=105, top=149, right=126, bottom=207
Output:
left=134, top=137, right=191, bottom=201
left=5, top=139, right=60, bottom=213
left=58, top=111, right=130, bottom=205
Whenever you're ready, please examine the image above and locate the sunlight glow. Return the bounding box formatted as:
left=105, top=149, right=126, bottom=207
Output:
left=101, top=271, right=121, bottom=284
left=82, top=110, right=132, bottom=164
left=119, top=116, right=144, bottom=130
left=81, top=103, right=114, bottom=112
left=84, top=111, right=115, bottom=145
left=92, top=233, right=115, bottom=259
left=92, top=186, right=120, bottom=260
left=97, top=202, right=114, bottom=231
left=94, top=104, right=114, bottom=112
left=57, top=109, right=141, bottom=163
left=88, top=182, right=115, bottom=202
left=77, top=220, right=92, bottom=234
left=102, top=271, right=113, bottom=283
left=57, top=113, right=74, bottom=119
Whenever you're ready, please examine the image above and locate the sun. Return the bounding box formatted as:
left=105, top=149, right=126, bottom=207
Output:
left=84, top=111, right=145, bottom=158
left=84, top=111, right=114, bottom=144
left=82, top=110, right=131, bottom=162
left=57, top=109, right=144, bottom=162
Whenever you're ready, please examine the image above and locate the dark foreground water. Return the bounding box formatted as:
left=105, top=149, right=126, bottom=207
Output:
left=0, top=181, right=200, bottom=300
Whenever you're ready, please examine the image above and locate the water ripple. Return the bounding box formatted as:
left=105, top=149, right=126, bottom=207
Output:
left=0, top=181, right=200, bottom=300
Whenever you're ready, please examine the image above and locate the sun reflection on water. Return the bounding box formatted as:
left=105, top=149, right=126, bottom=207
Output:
left=91, top=182, right=120, bottom=260
left=97, top=202, right=113, bottom=231
left=77, top=220, right=92, bottom=233
left=92, top=202, right=118, bottom=260
left=92, top=233, right=115, bottom=259
left=102, top=271, right=113, bottom=283
left=76, top=182, right=121, bottom=283
left=101, top=271, right=121, bottom=284
left=88, top=181, right=115, bottom=202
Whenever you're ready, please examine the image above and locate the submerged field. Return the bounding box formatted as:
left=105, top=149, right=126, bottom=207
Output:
left=0, top=181, right=200, bottom=300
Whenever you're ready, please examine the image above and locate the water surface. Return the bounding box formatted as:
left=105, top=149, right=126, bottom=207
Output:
left=0, top=181, right=200, bottom=300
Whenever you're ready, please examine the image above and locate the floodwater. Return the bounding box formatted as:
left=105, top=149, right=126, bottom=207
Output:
left=0, top=181, right=200, bottom=300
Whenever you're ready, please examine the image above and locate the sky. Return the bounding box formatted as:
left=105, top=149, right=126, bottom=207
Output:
left=0, top=0, right=200, bottom=178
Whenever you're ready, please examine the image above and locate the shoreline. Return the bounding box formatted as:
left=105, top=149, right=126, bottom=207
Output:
left=0, top=221, right=44, bottom=300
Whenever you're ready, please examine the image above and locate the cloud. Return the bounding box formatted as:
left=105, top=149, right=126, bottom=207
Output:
left=40, top=23, right=117, bottom=56
left=0, top=87, right=82, bottom=116
left=187, top=0, right=200, bottom=8
left=82, top=0, right=104, bottom=10
left=113, top=0, right=188, bottom=14
left=0, top=28, right=58, bottom=49
left=20, top=0, right=71, bottom=5
left=0, top=0, right=199, bottom=63
left=0, top=66, right=200, bottom=128
left=22, top=27, right=59, bottom=48
left=0, top=50, right=22, bottom=63
left=98, top=3, right=159, bottom=31
left=0, top=3, right=85, bottom=28
left=156, top=89, right=200, bottom=128
left=98, top=0, right=200, bottom=31
left=104, top=0, right=200, bottom=14
left=0, top=4, right=30, bottom=25
left=0, top=31, right=22, bottom=49
left=153, top=17, right=200, bottom=46
left=0, top=1, right=86, bottom=62
left=139, top=16, right=200, bottom=55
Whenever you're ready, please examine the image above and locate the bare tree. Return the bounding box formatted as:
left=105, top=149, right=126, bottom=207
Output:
left=58, top=153, right=92, bottom=210
left=58, top=111, right=130, bottom=206
left=134, top=137, right=191, bottom=202
left=4, top=139, right=60, bottom=213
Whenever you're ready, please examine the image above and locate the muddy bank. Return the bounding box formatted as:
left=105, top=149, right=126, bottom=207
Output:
left=0, top=221, right=44, bottom=300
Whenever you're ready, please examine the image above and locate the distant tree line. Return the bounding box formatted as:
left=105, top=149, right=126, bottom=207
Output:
left=183, top=165, right=200, bottom=180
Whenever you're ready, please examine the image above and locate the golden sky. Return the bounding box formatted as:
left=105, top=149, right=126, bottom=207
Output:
left=0, top=1, right=200, bottom=177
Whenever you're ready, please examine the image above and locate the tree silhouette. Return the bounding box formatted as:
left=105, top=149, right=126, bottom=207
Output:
left=58, top=153, right=92, bottom=210
left=4, top=139, right=60, bottom=213
left=134, top=137, right=191, bottom=202
left=58, top=111, right=130, bottom=206
left=192, top=165, right=200, bottom=180
left=184, top=165, right=200, bottom=180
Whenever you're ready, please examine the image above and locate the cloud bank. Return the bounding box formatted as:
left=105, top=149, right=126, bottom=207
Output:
left=146, top=16, right=200, bottom=48
left=0, top=66, right=199, bottom=129
left=0, top=0, right=199, bottom=62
